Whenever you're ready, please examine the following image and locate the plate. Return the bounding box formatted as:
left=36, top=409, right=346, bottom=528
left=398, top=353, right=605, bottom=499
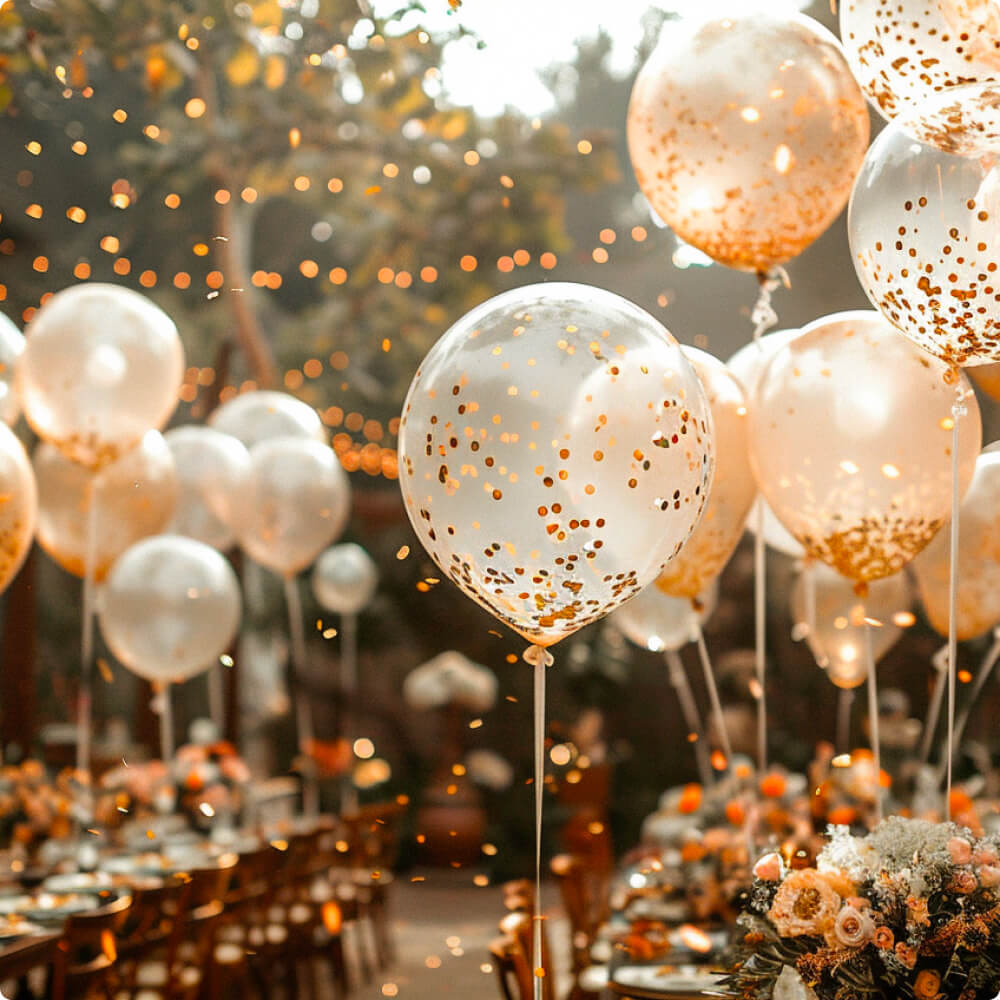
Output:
left=42, top=872, right=113, bottom=894
left=612, top=965, right=728, bottom=998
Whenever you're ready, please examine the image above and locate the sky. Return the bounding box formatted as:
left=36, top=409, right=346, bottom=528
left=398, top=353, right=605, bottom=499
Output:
left=377, top=0, right=817, bottom=118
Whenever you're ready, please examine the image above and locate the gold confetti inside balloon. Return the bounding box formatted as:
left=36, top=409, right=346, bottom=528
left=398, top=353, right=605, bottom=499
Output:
left=791, top=564, right=911, bottom=689
left=626, top=11, right=869, bottom=274
left=233, top=437, right=350, bottom=577
left=851, top=83, right=1000, bottom=366
left=33, top=429, right=178, bottom=581
left=913, top=444, right=1000, bottom=640
left=18, top=284, right=184, bottom=469
left=840, top=0, right=1000, bottom=121
left=614, top=579, right=717, bottom=653
left=98, top=535, right=241, bottom=684
left=749, top=311, right=981, bottom=586
left=657, top=347, right=755, bottom=598
left=397, top=283, right=714, bottom=648
left=727, top=329, right=805, bottom=557
left=0, top=424, right=36, bottom=596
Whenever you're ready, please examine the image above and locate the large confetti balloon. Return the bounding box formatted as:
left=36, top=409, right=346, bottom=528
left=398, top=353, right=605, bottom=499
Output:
left=840, top=0, right=1000, bottom=121
left=657, top=347, right=755, bottom=598
left=969, top=363, right=1000, bottom=401
left=209, top=390, right=326, bottom=449
left=0, top=424, right=36, bottom=596
left=727, top=329, right=804, bottom=557
left=850, top=83, right=1000, bottom=366
left=18, top=284, right=184, bottom=468
left=34, top=430, right=178, bottom=581
left=791, top=564, right=911, bottom=689
left=164, top=426, right=250, bottom=551
left=397, top=283, right=714, bottom=648
left=233, top=437, right=350, bottom=577
left=627, top=11, right=869, bottom=274
left=749, top=311, right=981, bottom=586
left=99, top=535, right=241, bottom=684
left=614, top=579, right=718, bottom=653
left=0, top=313, right=24, bottom=427
left=913, top=445, right=1000, bottom=640
left=311, top=542, right=378, bottom=616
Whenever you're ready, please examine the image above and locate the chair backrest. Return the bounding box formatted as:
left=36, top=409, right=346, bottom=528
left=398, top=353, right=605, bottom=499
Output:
left=49, top=892, right=132, bottom=1000
left=117, top=876, right=188, bottom=959
left=550, top=852, right=610, bottom=971
left=341, top=800, right=406, bottom=872
left=494, top=909, right=554, bottom=1000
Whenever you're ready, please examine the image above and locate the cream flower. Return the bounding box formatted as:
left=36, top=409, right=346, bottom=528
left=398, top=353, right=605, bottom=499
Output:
left=768, top=869, right=842, bottom=937
left=825, top=904, right=874, bottom=949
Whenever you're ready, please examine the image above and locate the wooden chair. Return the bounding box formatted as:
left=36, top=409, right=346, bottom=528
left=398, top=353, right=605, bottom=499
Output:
left=550, top=852, right=611, bottom=999
left=48, top=892, right=132, bottom=1000
left=490, top=908, right=555, bottom=1000
left=0, top=931, right=60, bottom=1000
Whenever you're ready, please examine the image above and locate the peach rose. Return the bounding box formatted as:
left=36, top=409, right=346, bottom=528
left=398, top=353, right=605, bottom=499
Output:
left=979, top=865, right=1000, bottom=888
left=826, top=904, right=874, bottom=949
left=974, top=846, right=998, bottom=866
left=768, top=869, right=841, bottom=937
left=753, top=852, right=783, bottom=882
left=950, top=869, right=978, bottom=894
left=913, top=969, right=941, bottom=1000
left=948, top=837, right=972, bottom=865
left=895, top=942, right=917, bottom=969
left=873, top=925, right=894, bottom=949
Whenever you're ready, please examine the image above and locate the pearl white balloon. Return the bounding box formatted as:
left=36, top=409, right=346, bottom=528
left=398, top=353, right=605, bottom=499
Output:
left=18, top=284, right=184, bottom=468
left=0, top=313, right=25, bottom=427
left=209, top=390, right=326, bottom=450
left=0, top=424, right=36, bottom=595
left=99, top=535, right=241, bottom=684
left=398, top=282, right=714, bottom=648
left=34, top=430, right=178, bottom=581
left=311, top=543, right=378, bottom=616
left=233, top=437, right=350, bottom=577
left=613, top=579, right=718, bottom=653
left=164, top=426, right=250, bottom=551
left=726, top=330, right=804, bottom=558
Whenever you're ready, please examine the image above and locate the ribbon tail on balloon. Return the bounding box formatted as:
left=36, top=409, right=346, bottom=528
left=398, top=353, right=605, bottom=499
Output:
left=694, top=625, right=733, bottom=774
left=864, top=618, right=883, bottom=824
left=665, top=649, right=712, bottom=787
left=76, top=477, right=101, bottom=816
left=340, top=611, right=359, bottom=815
left=284, top=575, right=319, bottom=819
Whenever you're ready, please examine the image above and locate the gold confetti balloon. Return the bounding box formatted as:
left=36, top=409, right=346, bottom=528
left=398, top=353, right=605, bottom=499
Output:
left=98, top=535, right=241, bottom=684
left=850, top=82, right=1000, bottom=366
left=790, top=564, right=911, bottom=689
left=0, top=424, right=36, bottom=596
left=208, top=389, right=326, bottom=449
left=613, top=579, right=717, bottom=654
left=912, top=444, right=1000, bottom=640
left=657, top=347, right=755, bottom=599
left=33, top=429, right=178, bottom=581
left=626, top=11, right=870, bottom=274
left=397, top=283, right=714, bottom=649
left=840, top=0, right=1000, bottom=121
left=969, top=362, right=1000, bottom=400
left=18, top=284, right=184, bottom=469
left=748, top=311, right=981, bottom=586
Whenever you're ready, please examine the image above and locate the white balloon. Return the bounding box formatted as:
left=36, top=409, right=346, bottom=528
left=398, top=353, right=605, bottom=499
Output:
left=311, top=543, right=378, bottom=616
left=726, top=330, right=804, bottom=557
left=99, top=535, right=242, bottom=684
left=613, top=579, right=718, bottom=653
left=209, top=390, right=326, bottom=450
left=164, top=426, right=251, bottom=551
left=0, top=313, right=25, bottom=427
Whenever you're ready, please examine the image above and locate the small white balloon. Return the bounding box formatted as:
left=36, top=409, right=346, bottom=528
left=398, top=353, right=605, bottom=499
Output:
left=209, top=390, right=326, bottom=450
left=164, top=426, right=251, bottom=551
left=311, top=543, right=378, bottom=616
left=0, top=313, right=25, bottom=426
left=99, top=535, right=242, bottom=684
left=613, top=579, right=718, bottom=653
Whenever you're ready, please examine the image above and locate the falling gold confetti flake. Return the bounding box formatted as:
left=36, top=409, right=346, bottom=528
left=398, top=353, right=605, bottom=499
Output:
left=468, top=719, right=483, bottom=729
left=323, top=628, right=337, bottom=639
left=97, top=658, right=114, bottom=683
left=365, top=185, right=381, bottom=195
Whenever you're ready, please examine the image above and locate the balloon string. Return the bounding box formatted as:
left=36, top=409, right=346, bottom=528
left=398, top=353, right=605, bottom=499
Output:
left=340, top=611, right=359, bottom=814
left=836, top=688, right=854, bottom=754
left=945, top=395, right=966, bottom=820
left=864, top=619, right=883, bottom=824
left=803, top=564, right=817, bottom=651
left=284, top=575, right=319, bottom=818
left=523, top=644, right=552, bottom=1000
left=940, top=626, right=1000, bottom=786
left=751, top=268, right=787, bottom=344
left=665, top=649, right=712, bottom=786
left=157, top=682, right=175, bottom=763
left=77, top=478, right=100, bottom=813
left=753, top=505, right=768, bottom=771
left=208, top=662, right=226, bottom=737
left=919, top=644, right=950, bottom=764
left=694, top=625, right=734, bottom=771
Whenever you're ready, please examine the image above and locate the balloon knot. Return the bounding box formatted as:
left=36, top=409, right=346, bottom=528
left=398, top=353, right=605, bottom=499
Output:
left=523, top=645, right=554, bottom=668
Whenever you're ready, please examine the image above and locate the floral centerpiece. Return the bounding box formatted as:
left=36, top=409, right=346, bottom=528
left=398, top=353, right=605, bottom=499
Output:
left=0, top=761, right=75, bottom=857
left=726, top=816, right=1000, bottom=1000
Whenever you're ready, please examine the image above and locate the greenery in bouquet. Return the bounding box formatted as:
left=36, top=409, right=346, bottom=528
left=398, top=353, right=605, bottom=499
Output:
left=726, top=817, right=1000, bottom=1000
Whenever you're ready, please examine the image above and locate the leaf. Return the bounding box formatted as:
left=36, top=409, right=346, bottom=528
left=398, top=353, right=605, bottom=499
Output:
left=225, top=43, right=259, bottom=87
